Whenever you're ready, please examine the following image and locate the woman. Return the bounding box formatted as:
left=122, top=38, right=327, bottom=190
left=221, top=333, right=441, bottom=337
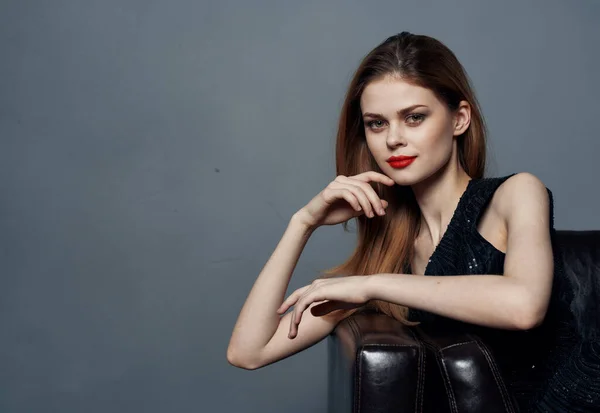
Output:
left=227, top=32, right=599, bottom=412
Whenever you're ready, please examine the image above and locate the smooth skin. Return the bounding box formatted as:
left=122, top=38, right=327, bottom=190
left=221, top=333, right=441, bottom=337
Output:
left=227, top=75, right=553, bottom=369
left=226, top=171, right=395, bottom=370
left=279, top=172, right=552, bottom=338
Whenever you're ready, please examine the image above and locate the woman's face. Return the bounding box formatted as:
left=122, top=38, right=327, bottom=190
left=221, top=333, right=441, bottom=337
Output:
left=360, top=75, right=470, bottom=185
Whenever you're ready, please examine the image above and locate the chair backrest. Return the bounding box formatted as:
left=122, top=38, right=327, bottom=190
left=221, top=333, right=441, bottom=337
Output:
left=554, top=230, right=600, bottom=341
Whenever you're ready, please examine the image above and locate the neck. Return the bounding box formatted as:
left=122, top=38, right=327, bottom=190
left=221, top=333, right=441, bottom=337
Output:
left=411, top=166, right=472, bottom=247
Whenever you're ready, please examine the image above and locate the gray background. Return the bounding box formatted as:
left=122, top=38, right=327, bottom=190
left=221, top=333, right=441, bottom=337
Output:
left=1, top=0, right=598, bottom=412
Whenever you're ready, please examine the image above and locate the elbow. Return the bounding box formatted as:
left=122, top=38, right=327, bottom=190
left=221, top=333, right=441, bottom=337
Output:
left=226, top=346, right=261, bottom=370
left=512, top=303, right=547, bottom=331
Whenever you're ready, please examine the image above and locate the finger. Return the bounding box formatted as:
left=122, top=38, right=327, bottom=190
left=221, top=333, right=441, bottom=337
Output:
left=355, top=171, right=395, bottom=186
left=285, top=299, right=328, bottom=339
left=277, top=285, right=310, bottom=314
left=336, top=178, right=386, bottom=216
left=348, top=178, right=388, bottom=215
left=289, top=303, right=303, bottom=338
left=310, top=300, right=359, bottom=317
left=328, top=184, right=372, bottom=216
left=290, top=291, right=327, bottom=338
left=322, top=187, right=362, bottom=212
left=278, top=291, right=302, bottom=314
left=289, top=298, right=311, bottom=338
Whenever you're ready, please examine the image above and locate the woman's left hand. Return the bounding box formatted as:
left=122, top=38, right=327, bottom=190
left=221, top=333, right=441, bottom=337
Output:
left=276, top=275, right=372, bottom=339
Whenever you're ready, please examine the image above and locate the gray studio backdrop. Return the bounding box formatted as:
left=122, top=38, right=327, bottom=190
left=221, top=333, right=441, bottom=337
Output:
left=1, top=1, right=599, bottom=412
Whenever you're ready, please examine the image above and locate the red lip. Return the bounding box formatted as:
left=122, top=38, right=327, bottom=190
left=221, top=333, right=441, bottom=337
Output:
left=387, top=155, right=417, bottom=162
left=387, top=156, right=416, bottom=169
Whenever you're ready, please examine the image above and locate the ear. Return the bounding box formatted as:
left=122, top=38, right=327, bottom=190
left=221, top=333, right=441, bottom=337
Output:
left=453, top=100, right=471, bottom=136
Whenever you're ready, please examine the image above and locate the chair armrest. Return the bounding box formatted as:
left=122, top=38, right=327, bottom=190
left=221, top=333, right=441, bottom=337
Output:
left=327, top=310, right=426, bottom=413
left=414, top=326, right=519, bottom=413
left=327, top=310, right=518, bottom=413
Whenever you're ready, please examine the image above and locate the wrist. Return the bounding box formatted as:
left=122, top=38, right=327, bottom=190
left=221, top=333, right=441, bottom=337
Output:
left=291, top=210, right=318, bottom=233
left=365, top=274, right=378, bottom=301
left=289, top=214, right=317, bottom=239
left=365, top=273, right=393, bottom=301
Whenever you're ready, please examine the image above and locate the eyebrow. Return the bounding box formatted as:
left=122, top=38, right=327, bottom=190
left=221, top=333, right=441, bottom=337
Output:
left=362, top=104, right=429, bottom=119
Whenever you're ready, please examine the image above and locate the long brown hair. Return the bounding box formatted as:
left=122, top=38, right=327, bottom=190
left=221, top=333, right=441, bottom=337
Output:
left=317, top=32, right=488, bottom=324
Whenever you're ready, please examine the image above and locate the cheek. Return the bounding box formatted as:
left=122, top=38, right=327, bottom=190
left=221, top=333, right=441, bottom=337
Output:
left=366, top=139, right=391, bottom=170
left=365, top=135, right=383, bottom=155
left=416, top=127, right=454, bottom=164
left=420, top=120, right=454, bottom=149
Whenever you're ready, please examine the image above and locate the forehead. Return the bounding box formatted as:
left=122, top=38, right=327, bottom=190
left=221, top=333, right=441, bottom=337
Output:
left=360, top=77, right=439, bottom=112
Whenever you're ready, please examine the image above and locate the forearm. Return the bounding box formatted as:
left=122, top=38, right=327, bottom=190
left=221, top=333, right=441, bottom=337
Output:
left=367, top=273, right=546, bottom=330
left=227, top=213, right=316, bottom=362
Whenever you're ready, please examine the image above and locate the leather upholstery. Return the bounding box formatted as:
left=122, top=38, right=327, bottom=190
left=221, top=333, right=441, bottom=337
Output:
left=327, top=230, right=600, bottom=412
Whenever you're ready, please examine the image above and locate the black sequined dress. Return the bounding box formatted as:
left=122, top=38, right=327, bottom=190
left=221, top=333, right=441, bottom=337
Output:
left=406, top=173, right=600, bottom=412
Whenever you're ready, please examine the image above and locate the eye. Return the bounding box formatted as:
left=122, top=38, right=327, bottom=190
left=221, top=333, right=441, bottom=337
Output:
left=365, top=119, right=386, bottom=131
left=406, top=113, right=426, bottom=124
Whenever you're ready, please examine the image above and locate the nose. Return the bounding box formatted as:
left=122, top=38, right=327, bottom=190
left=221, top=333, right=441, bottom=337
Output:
left=386, top=124, right=406, bottom=148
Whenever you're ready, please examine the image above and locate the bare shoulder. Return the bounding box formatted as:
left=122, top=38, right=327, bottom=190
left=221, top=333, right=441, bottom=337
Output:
left=494, top=172, right=550, bottom=221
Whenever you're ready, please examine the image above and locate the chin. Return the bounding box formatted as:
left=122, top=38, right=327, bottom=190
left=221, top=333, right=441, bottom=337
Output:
left=386, top=172, right=416, bottom=186
left=387, top=168, right=432, bottom=188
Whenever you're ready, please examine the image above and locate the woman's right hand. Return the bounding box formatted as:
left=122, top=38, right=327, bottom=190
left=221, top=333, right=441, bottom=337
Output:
left=295, top=172, right=396, bottom=229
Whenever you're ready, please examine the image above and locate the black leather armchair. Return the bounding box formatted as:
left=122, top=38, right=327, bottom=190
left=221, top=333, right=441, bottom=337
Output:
left=327, top=230, right=599, bottom=413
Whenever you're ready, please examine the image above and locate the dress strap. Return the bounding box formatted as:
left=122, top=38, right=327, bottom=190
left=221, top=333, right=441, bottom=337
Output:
left=461, top=173, right=519, bottom=233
